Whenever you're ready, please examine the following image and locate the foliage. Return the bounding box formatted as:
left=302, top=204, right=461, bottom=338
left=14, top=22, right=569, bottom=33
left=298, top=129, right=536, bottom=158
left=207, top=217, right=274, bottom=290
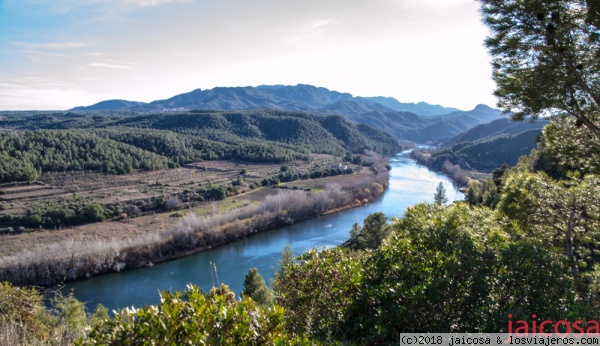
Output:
left=426, top=129, right=541, bottom=173
left=273, top=244, right=295, bottom=283
left=433, top=182, right=448, bottom=205
left=465, top=178, right=499, bottom=208
left=0, top=130, right=170, bottom=182
left=497, top=170, right=600, bottom=277
left=357, top=203, right=571, bottom=337
left=273, top=247, right=365, bottom=343
left=277, top=204, right=575, bottom=343
left=106, top=109, right=399, bottom=156
left=535, top=116, right=600, bottom=177
left=83, top=203, right=106, bottom=222
left=0, top=282, right=108, bottom=346
left=345, top=212, right=391, bottom=250
left=242, top=268, right=274, bottom=306
left=480, top=0, right=600, bottom=139
left=79, top=284, right=311, bottom=345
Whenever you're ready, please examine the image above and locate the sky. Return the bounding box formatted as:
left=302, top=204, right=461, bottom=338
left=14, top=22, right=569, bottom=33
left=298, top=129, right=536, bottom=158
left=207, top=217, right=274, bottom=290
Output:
left=0, top=0, right=497, bottom=111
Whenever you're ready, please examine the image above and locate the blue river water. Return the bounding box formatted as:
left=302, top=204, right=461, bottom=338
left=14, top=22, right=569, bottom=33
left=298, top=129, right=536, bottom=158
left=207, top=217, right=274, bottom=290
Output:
left=63, top=150, right=462, bottom=312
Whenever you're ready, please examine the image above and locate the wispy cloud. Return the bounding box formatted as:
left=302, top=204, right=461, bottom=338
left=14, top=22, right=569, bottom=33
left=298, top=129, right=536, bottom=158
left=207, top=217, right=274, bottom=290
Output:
left=0, top=76, right=104, bottom=110
left=24, top=0, right=192, bottom=12
left=307, top=19, right=334, bottom=31
left=124, top=0, right=192, bottom=7
left=13, top=41, right=87, bottom=50
left=88, top=60, right=137, bottom=69
left=284, top=19, right=337, bottom=45
left=16, top=50, right=79, bottom=62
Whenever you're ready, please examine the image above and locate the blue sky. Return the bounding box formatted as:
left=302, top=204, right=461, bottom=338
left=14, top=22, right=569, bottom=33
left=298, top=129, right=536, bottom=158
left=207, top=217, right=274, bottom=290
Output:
left=0, top=0, right=496, bottom=110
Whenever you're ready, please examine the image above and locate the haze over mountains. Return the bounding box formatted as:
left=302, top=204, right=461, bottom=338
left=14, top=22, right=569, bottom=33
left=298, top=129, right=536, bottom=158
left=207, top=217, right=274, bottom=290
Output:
left=72, top=84, right=502, bottom=143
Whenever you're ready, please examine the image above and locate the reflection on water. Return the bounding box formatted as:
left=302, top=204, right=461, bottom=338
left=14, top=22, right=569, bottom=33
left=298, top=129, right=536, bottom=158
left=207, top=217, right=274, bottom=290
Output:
left=63, top=150, right=462, bottom=311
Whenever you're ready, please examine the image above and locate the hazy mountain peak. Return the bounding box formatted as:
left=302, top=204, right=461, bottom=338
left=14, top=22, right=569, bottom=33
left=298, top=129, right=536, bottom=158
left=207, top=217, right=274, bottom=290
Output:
left=71, top=99, right=146, bottom=111
left=472, top=104, right=496, bottom=112
left=358, top=96, right=462, bottom=116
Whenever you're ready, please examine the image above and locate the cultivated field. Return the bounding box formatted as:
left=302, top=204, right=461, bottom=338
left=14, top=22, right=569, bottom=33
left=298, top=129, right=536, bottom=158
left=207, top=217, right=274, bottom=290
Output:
left=0, top=155, right=343, bottom=218
left=0, top=154, right=367, bottom=259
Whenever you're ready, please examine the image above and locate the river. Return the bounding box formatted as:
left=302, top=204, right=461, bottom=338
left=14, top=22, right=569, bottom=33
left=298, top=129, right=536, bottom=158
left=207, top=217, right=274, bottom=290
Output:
left=63, top=150, right=463, bottom=312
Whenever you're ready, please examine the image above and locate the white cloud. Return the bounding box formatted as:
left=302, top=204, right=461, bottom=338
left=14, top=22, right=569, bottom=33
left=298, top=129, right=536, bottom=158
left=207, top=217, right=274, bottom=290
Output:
left=12, top=41, right=87, bottom=50
left=0, top=77, right=105, bottom=110
left=284, top=19, right=337, bottom=45
left=23, top=0, right=192, bottom=11
left=88, top=60, right=137, bottom=69
left=17, top=50, right=78, bottom=60
left=124, top=0, right=191, bottom=7
left=307, top=19, right=334, bottom=31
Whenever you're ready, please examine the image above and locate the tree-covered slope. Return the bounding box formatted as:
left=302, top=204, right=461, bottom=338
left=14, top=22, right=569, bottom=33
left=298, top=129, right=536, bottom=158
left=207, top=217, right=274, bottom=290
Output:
left=0, top=130, right=172, bottom=182
left=0, top=109, right=400, bottom=182
left=107, top=109, right=400, bottom=155
left=444, top=118, right=548, bottom=146
left=428, top=129, right=541, bottom=172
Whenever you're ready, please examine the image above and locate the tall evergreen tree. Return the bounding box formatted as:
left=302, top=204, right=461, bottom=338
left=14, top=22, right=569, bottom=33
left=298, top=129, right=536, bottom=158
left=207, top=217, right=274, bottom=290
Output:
left=241, top=268, right=273, bottom=306
left=433, top=182, right=448, bottom=206
left=480, top=0, right=600, bottom=139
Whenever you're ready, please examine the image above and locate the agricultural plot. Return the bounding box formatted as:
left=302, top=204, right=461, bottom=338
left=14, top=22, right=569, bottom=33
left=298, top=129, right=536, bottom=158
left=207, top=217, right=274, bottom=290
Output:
left=0, top=154, right=348, bottom=222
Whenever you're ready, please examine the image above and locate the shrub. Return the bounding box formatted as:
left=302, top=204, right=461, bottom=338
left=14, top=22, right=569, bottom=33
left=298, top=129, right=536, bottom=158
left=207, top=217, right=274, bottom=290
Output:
left=79, top=284, right=310, bottom=345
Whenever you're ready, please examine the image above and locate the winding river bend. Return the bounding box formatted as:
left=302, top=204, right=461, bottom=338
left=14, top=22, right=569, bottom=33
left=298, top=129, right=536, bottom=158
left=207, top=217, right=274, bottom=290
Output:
left=63, top=150, right=463, bottom=312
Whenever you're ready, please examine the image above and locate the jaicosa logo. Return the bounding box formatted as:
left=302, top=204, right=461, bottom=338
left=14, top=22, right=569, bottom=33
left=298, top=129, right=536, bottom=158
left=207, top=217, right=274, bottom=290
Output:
left=507, top=314, right=600, bottom=337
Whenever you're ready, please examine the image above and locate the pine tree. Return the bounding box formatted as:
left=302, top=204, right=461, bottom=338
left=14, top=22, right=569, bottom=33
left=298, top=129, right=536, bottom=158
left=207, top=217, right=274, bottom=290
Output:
left=273, top=245, right=295, bottom=282
left=480, top=0, right=600, bottom=139
left=433, top=182, right=448, bottom=206
left=241, top=268, right=273, bottom=306
left=359, top=212, right=390, bottom=250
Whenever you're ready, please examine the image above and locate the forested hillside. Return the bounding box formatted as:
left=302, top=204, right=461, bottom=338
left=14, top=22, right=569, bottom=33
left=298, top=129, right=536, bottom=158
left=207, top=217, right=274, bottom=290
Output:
left=425, top=129, right=542, bottom=172
left=444, top=118, right=548, bottom=146
left=411, top=117, right=548, bottom=174
left=0, top=110, right=400, bottom=182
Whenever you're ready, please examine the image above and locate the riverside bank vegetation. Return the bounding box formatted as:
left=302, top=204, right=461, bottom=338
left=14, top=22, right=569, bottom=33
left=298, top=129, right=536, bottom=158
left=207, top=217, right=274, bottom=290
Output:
left=0, top=152, right=390, bottom=286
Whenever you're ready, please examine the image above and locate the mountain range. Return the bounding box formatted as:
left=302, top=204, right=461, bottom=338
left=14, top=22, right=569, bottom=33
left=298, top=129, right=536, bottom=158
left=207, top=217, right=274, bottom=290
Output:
left=72, top=84, right=502, bottom=143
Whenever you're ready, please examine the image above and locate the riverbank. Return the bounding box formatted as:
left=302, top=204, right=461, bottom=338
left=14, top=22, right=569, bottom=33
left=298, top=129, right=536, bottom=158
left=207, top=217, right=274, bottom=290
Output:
left=410, top=147, right=477, bottom=190
left=0, top=153, right=390, bottom=286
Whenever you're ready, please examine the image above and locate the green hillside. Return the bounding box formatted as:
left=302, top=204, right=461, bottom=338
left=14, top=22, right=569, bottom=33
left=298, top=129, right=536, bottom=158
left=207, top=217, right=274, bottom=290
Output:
left=428, top=129, right=541, bottom=172
left=0, top=110, right=400, bottom=182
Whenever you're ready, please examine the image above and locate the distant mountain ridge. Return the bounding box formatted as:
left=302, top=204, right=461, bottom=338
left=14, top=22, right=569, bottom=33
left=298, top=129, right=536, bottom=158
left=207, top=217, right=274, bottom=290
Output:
left=72, top=84, right=502, bottom=142
left=72, top=84, right=461, bottom=116
left=357, top=96, right=461, bottom=116
left=71, top=99, right=146, bottom=111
